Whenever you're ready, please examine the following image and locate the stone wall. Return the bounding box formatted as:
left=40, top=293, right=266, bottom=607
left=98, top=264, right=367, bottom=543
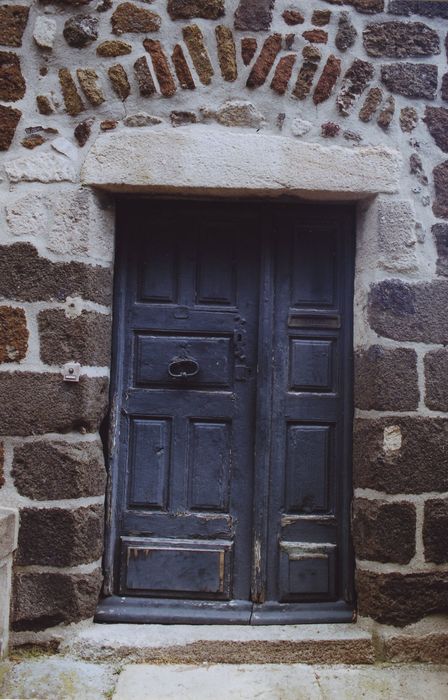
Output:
left=0, top=0, right=448, bottom=632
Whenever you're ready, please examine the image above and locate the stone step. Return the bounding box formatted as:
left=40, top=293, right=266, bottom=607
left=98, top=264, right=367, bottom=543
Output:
left=60, top=623, right=375, bottom=665
left=112, top=663, right=448, bottom=700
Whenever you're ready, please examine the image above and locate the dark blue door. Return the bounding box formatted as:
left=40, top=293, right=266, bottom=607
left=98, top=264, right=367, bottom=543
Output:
left=97, top=201, right=355, bottom=625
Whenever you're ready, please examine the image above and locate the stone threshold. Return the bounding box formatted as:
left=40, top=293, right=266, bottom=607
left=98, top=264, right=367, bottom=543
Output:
left=11, top=615, right=448, bottom=666
left=14, top=622, right=375, bottom=665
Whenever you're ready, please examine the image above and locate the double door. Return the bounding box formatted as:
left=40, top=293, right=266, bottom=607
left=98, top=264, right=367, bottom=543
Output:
left=98, top=200, right=355, bottom=624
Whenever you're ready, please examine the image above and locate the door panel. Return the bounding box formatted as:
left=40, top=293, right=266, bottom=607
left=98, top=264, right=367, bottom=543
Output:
left=97, top=200, right=354, bottom=625
left=112, top=202, right=259, bottom=612
left=251, top=213, right=354, bottom=624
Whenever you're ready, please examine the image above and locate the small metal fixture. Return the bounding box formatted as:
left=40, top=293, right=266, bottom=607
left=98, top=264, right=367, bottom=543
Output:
left=62, top=362, right=81, bottom=382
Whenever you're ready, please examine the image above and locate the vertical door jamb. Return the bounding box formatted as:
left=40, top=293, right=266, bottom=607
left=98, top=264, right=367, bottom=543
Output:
left=102, top=201, right=130, bottom=596
left=250, top=214, right=275, bottom=605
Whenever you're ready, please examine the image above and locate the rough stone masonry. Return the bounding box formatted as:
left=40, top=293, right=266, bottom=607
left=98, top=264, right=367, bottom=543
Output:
left=0, top=0, right=448, bottom=639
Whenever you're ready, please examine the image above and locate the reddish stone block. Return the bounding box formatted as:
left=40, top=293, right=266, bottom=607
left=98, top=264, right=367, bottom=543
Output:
left=0, top=104, right=21, bottom=150
left=246, top=33, right=282, bottom=88
left=313, top=54, right=341, bottom=104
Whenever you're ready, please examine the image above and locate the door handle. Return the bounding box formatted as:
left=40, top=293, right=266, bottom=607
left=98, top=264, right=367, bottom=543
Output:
left=168, top=357, right=199, bottom=379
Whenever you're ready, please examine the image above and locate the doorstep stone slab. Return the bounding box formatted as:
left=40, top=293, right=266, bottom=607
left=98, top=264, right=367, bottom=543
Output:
left=59, top=622, right=375, bottom=664
left=0, top=657, right=117, bottom=700
left=112, top=663, right=448, bottom=700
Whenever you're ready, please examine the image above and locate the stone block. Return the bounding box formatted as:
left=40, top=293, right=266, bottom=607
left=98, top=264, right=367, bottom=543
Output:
left=108, top=64, right=130, bottom=100
left=354, top=417, right=448, bottom=494
left=356, top=570, right=448, bottom=626
left=77, top=69, right=105, bottom=106
left=0, top=508, right=18, bottom=561
left=75, top=118, right=94, bottom=147
left=433, top=160, right=448, bottom=219
left=33, top=16, right=57, bottom=50
left=0, top=5, right=29, bottom=47
left=381, top=63, right=438, bottom=99
left=359, top=87, right=382, bottom=122
left=363, top=22, right=439, bottom=57
left=111, top=3, right=161, bottom=34
left=97, top=40, right=132, bottom=57
left=241, top=37, right=257, bottom=65
left=376, top=198, right=418, bottom=272
left=234, top=0, right=275, bottom=31
left=377, top=96, right=395, bottom=130
left=0, top=104, right=21, bottom=150
left=167, top=0, right=224, bottom=20
left=12, top=568, right=102, bottom=631
left=282, top=10, right=304, bottom=25
left=16, top=504, right=104, bottom=567
left=399, top=106, right=418, bottom=132
left=171, top=45, right=195, bottom=90
left=63, top=14, right=98, bottom=48
left=351, top=0, right=384, bottom=11
left=246, top=34, right=282, bottom=89
left=354, top=346, right=418, bottom=411
left=216, top=26, right=237, bottom=83
left=368, top=279, right=448, bottom=343
left=270, top=55, right=296, bottom=95
left=6, top=190, right=114, bottom=262
left=81, top=127, right=400, bottom=196
left=424, top=107, right=448, bottom=153
left=302, top=29, right=328, bottom=44
left=143, top=40, right=176, bottom=96
left=0, top=372, right=108, bottom=436
left=424, top=349, right=448, bottom=411
left=312, top=9, right=331, bottom=25
left=423, top=499, right=448, bottom=564
left=38, top=309, right=111, bottom=366
left=336, top=12, right=357, bottom=51
left=182, top=25, right=214, bottom=86
left=0, top=508, right=18, bottom=657
left=313, top=55, right=341, bottom=105
left=389, top=0, right=448, bottom=18
left=59, top=68, right=84, bottom=116
left=0, top=51, right=25, bottom=101
left=0, top=243, right=112, bottom=304
left=5, top=153, right=77, bottom=183
left=36, top=95, right=53, bottom=116
left=433, top=224, right=448, bottom=277
left=381, top=625, right=448, bottom=664
left=0, top=443, right=3, bottom=488
left=201, top=101, right=265, bottom=128
left=337, top=60, right=374, bottom=116
left=0, top=306, right=28, bottom=363
left=134, top=56, right=156, bottom=96
left=353, top=498, right=416, bottom=564
left=12, top=438, right=106, bottom=500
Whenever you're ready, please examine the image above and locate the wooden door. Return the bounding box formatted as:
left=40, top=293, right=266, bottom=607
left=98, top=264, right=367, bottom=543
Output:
left=97, top=200, right=354, bottom=625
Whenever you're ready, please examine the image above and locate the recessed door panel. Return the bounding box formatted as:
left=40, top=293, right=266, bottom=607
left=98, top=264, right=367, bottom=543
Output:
left=135, top=334, right=233, bottom=388
left=128, top=418, right=171, bottom=510
left=285, top=424, right=332, bottom=514
left=101, top=201, right=354, bottom=626
left=187, top=420, right=231, bottom=512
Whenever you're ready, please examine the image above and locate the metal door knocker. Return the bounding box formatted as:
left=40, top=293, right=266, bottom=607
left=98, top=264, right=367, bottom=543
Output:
left=168, top=357, right=200, bottom=379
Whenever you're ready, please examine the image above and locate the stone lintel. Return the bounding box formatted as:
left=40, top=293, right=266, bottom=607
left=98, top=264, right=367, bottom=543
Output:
left=81, top=126, right=400, bottom=199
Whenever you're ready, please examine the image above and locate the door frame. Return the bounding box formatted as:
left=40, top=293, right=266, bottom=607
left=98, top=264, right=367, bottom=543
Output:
left=97, top=197, right=356, bottom=624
